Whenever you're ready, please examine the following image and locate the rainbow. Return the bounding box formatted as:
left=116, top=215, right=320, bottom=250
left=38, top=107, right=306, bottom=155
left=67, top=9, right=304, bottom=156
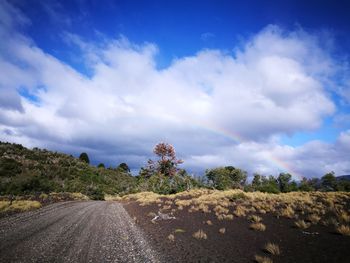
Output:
left=194, top=121, right=304, bottom=180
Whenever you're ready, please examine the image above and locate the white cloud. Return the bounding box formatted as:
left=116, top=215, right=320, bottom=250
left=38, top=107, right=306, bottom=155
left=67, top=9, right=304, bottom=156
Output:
left=0, top=2, right=348, bottom=177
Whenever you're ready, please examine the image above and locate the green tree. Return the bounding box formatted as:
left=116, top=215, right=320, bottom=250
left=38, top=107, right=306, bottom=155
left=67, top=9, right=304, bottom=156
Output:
left=259, top=175, right=280, bottom=193
left=97, top=163, right=105, bottom=168
left=298, top=177, right=315, bottom=191
left=205, top=166, right=247, bottom=190
left=251, top=173, right=262, bottom=190
left=118, top=163, right=130, bottom=173
left=79, top=152, right=90, bottom=164
left=321, top=171, right=337, bottom=191
left=277, top=173, right=292, bottom=192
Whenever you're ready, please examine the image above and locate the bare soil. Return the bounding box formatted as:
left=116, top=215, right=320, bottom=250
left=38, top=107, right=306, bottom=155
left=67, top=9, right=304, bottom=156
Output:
left=123, top=201, right=350, bottom=263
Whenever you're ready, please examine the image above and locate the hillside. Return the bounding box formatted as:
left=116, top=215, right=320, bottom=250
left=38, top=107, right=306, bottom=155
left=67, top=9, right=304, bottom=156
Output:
left=338, top=175, right=350, bottom=181
left=0, top=142, right=137, bottom=199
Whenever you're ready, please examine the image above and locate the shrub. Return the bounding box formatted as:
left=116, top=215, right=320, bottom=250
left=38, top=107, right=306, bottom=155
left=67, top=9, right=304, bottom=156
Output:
left=86, top=186, right=104, bottom=200
left=0, top=158, right=22, bottom=177
left=137, top=173, right=200, bottom=195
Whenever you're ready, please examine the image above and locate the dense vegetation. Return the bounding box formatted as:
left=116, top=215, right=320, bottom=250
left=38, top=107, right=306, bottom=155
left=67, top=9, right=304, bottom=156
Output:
left=0, top=142, right=137, bottom=199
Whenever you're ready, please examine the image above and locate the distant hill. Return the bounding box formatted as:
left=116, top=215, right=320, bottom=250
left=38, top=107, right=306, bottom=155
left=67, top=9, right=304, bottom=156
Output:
left=0, top=142, right=137, bottom=198
left=337, top=175, right=350, bottom=181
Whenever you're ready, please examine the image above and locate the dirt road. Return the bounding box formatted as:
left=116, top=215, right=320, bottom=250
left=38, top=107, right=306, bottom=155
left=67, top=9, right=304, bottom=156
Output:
left=0, top=201, right=160, bottom=263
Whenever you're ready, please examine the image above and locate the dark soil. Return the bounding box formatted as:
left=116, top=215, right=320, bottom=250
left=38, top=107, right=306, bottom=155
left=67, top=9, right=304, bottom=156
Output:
left=123, top=201, right=350, bottom=263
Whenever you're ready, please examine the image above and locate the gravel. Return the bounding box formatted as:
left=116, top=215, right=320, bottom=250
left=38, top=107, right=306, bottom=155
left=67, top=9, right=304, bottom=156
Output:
left=0, top=201, right=161, bottom=263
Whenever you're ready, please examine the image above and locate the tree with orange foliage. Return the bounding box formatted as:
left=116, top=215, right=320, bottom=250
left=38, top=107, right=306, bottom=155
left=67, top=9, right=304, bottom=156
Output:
left=148, top=142, right=183, bottom=177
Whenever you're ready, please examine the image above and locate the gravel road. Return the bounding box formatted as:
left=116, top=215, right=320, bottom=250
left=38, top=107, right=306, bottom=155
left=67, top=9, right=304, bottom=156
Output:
left=0, top=201, right=161, bottom=263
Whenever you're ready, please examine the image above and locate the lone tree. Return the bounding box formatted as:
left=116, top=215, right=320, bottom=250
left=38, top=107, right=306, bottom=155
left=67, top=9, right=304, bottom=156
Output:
left=118, top=163, right=130, bottom=173
left=146, top=142, right=183, bottom=177
left=79, top=152, right=90, bottom=164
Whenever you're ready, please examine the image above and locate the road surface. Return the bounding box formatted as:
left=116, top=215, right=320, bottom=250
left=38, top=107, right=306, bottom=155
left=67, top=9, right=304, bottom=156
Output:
left=0, top=201, right=160, bottom=263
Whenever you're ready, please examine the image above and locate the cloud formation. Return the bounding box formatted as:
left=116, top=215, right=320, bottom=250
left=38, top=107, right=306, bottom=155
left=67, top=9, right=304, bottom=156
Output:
left=0, top=1, right=349, bottom=178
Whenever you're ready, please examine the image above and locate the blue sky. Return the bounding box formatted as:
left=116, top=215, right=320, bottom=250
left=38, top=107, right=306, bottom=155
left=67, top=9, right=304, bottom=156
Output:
left=1, top=0, right=350, bottom=178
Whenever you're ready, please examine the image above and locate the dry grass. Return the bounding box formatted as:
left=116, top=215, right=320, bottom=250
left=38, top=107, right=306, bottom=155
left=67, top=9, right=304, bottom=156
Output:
left=161, top=205, right=171, bottom=210
left=307, top=214, right=321, bottom=224
left=167, top=234, right=175, bottom=242
left=254, top=255, right=273, bottom=263
left=122, top=192, right=163, bottom=206
left=174, top=228, right=185, bottom=233
left=214, top=205, right=229, bottom=214
left=233, top=205, right=247, bottom=217
left=193, top=229, right=207, bottom=240
left=122, top=189, right=350, bottom=229
left=264, top=243, right=281, bottom=255
left=280, top=206, right=295, bottom=218
left=295, top=220, right=311, bottom=229
left=250, top=222, right=266, bottom=231
left=0, top=200, right=41, bottom=213
left=103, top=194, right=120, bottom=201
left=336, top=225, right=350, bottom=236
left=206, top=220, right=213, bottom=225
left=337, top=211, right=350, bottom=223
left=219, top=227, right=226, bottom=234
left=217, top=214, right=234, bottom=220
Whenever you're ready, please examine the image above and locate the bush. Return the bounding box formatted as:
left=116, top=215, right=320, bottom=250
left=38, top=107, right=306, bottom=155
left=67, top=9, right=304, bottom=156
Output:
left=206, top=166, right=247, bottom=190
left=137, top=173, right=200, bottom=195
left=0, top=158, right=22, bottom=177
left=86, top=186, right=104, bottom=200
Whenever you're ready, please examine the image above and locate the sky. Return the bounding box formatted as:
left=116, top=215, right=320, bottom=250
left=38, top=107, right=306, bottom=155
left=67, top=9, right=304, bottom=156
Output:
left=0, top=0, right=350, bottom=179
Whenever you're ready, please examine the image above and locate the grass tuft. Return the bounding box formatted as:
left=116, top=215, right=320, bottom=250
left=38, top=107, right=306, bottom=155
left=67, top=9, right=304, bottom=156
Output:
left=249, top=215, right=262, bottom=223
left=193, top=229, right=207, bottom=240
left=264, top=243, right=280, bottom=255
left=307, top=214, right=321, bottom=224
left=250, top=222, right=266, bottom=231
left=255, top=255, right=273, bottom=263
left=167, top=234, right=175, bottom=242
left=219, top=227, right=226, bottom=234
left=280, top=206, right=295, bottom=218
left=295, top=220, right=310, bottom=229
left=336, top=225, right=350, bottom=236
